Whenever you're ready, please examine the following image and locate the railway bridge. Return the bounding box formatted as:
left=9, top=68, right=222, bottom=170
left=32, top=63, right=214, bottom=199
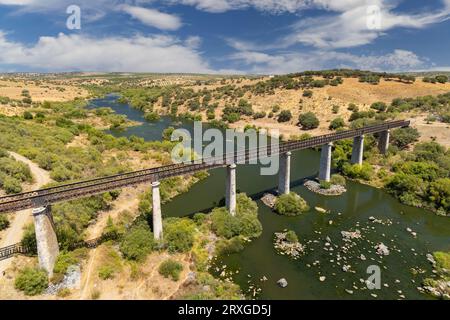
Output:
left=0, top=120, right=409, bottom=275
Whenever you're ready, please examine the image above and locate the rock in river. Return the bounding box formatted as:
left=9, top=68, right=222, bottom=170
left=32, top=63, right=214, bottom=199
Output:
left=277, top=278, right=288, bottom=288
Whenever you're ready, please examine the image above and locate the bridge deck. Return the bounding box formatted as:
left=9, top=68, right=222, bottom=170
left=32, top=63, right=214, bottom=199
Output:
left=0, top=120, right=409, bottom=214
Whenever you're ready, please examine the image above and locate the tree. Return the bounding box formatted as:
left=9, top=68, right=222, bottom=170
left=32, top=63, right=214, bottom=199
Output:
left=303, top=90, right=313, bottom=98
left=15, top=268, right=48, bottom=296
left=391, top=127, right=420, bottom=149
left=329, top=117, right=345, bottom=130
left=274, top=192, right=309, bottom=216
left=428, top=178, right=450, bottom=212
left=278, top=110, right=292, bottom=123
left=158, top=259, right=183, bottom=281
left=298, top=112, right=319, bottom=130
left=120, top=222, right=154, bottom=261
left=435, top=75, right=448, bottom=84
left=164, top=218, right=195, bottom=253
left=370, top=102, right=387, bottom=112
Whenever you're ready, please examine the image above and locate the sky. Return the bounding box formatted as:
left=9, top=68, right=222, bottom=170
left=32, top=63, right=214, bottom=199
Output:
left=0, top=0, right=450, bottom=74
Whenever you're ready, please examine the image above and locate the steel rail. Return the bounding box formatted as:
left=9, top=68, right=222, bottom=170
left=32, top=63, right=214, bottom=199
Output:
left=0, top=120, right=409, bottom=213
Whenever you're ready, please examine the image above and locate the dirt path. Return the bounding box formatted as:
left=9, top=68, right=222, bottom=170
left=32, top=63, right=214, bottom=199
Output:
left=0, top=152, right=52, bottom=274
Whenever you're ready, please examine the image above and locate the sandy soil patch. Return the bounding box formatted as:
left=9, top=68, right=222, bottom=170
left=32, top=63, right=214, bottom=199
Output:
left=410, top=116, right=450, bottom=148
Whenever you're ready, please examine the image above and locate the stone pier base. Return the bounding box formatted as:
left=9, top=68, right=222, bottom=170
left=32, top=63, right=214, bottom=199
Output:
left=32, top=206, right=59, bottom=277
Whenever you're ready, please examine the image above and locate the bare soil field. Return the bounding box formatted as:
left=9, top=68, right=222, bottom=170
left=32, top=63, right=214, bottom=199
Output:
left=0, top=79, right=88, bottom=102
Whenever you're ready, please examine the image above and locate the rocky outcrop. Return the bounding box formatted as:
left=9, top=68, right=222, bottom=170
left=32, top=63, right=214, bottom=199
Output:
left=304, top=180, right=346, bottom=196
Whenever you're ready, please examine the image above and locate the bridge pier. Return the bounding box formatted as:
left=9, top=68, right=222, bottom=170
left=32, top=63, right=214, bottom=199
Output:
left=319, top=143, right=333, bottom=182
left=32, top=206, right=59, bottom=277
left=151, top=181, right=163, bottom=240
left=351, top=135, right=365, bottom=165
left=225, top=164, right=237, bottom=216
left=378, top=130, right=390, bottom=155
left=278, top=152, right=291, bottom=195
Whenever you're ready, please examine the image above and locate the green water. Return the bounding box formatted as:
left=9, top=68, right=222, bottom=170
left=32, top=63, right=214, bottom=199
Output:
left=90, top=95, right=450, bottom=300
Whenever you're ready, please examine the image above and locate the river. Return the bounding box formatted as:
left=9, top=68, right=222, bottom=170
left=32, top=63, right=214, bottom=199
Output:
left=88, top=94, right=450, bottom=300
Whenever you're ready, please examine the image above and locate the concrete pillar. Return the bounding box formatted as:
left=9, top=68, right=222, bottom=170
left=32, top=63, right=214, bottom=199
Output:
left=351, top=135, right=364, bottom=165
left=319, top=143, right=333, bottom=182
left=151, top=181, right=163, bottom=241
left=378, top=130, right=390, bottom=155
left=225, top=164, right=237, bottom=216
left=278, top=152, right=291, bottom=195
left=32, top=206, right=59, bottom=277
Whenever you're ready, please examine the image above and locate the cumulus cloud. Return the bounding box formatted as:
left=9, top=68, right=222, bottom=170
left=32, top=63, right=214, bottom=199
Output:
left=120, top=5, right=182, bottom=31
left=0, top=31, right=213, bottom=73
left=229, top=49, right=426, bottom=74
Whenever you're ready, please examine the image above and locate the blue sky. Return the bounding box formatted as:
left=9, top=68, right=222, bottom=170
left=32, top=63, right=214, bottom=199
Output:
left=0, top=0, right=450, bottom=74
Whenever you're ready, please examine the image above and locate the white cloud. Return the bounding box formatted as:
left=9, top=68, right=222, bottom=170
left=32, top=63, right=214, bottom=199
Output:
left=0, top=31, right=213, bottom=73
left=229, top=49, right=426, bottom=74
left=120, top=5, right=182, bottom=31
left=171, top=0, right=309, bottom=13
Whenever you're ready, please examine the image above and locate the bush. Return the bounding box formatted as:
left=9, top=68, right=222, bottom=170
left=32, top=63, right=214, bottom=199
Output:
left=0, top=215, right=9, bottom=231
left=120, top=222, right=154, bottom=261
left=303, top=90, right=313, bottom=98
left=98, top=265, right=116, bottom=280
left=330, top=174, right=346, bottom=186
left=332, top=105, right=340, bottom=114
left=2, top=176, right=22, bottom=194
left=274, top=192, right=309, bottom=216
left=211, top=194, right=262, bottom=239
left=23, top=111, right=33, bottom=120
left=329, top=117, right=345, bottom=130
left=348, top=103, right=359, bottom=112
left=370, top=102, right=387, bottom=112
left=215, top=236, right=245, bottom=255
left=391, top=127, right=420, bottom=149
left=164, top=218, right=196, bottom=253
left=298, top=112, right=319, bottom=130
left=158, top=259, right=183, bottom=281
left=15, top=268, right=48, bottom=296
left=342, top=163, right=374, bottom=181
left=144, top=112, right=160, bottom=122
left=285, top=230, right=299, bottom=243
left=319, top=180, right=332, bottom=189
left=277, top=110, right=292, bottom=123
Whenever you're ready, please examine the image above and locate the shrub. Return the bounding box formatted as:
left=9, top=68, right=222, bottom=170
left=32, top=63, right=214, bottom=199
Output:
left=319, top=180, right=332, bottom=189
left=342, top=163, right=374, bottom=181
left=23, top=111, right=33, bottom=120
left=285, top=230, right=299, bottom=243
left=0, top=215, right=9, bottom=231
left=391, top=127, right=420, bottom=149
left=144, top=112, right=160, bottom=122
left=435, top=75, right=448, bottom=84
left=158, top=259, right=183, bottom=281
left=277, top=110, right=292, bottom=123
left=98, top=265, right=116, bottom=280
left=298, top=112, right=319, bottom=130
left=2, top=176, right=22, bottom=194
left=348, top=103, right=359, bottom=112
left=164, top=218, right=196, bottom=253
left=211, top=194, right=262, bottom=239
left=329, top=117, right=345, bottom=130
left=15, top=268, right=48, bottom=296
left=274, top=192, right=309, bottom=216
left=332, top=105, right=340, bottom=114
left=303, top=90, right=313, bottom=98
left=215, top=237, right=245, bottom=255
left=370, top=102, right=387, bottom=112
left=330, top=174, right=346, bottom=186
left=120, top=222, right=154, bottom=261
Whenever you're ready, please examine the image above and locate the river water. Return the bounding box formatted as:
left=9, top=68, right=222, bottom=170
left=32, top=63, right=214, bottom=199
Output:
left=88, top=94, right=450, bottom=300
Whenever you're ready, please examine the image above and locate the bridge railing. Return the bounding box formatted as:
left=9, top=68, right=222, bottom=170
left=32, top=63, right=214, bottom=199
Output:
left=0, top=120, right=409, bottom=214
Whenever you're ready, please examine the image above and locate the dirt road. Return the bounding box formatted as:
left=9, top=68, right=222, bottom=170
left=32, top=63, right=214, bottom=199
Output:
left=0, top=152, right=52, bottom=274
